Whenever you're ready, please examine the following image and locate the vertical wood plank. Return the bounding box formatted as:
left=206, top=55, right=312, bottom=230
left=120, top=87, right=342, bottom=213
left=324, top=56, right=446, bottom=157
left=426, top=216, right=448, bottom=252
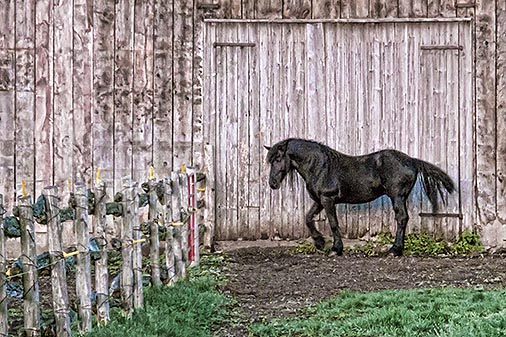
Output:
left=73, top=0, right=93, bottom=185
left=53, top=0, right=73, bottom=195
left=258, top=23, right=273, bottom=239
left=458, top=21, right=474, bottom=233
left=35, top=0, right=53, bottom=200
left=203, top=145, right=216, bottom=249
left=93, top=0, right=115, bottom=196
left=269, top=23, right=282, bottom=238
left=173, top=0, right=194, bottom=169
left=475, top=0, right=496, bottom=227
left=15, top=0, right=36, bottom=197
left=237, top=25, right=250, bottom=239
left=153, top=0, right=174, bottom=177
left=115, top=0, right=134, bottom=193
left=148, top=177, right=161, bottom=286
left=312, top=0, right=341, bottom=18
left=132, top=0, right=154, bottom=181
left=225, top=25, right=239, bottom=239
left=214, top=25, right=227, bottom=239
left=283, top=0, right=311, bottom=18
left=0, top=0, right=15, bottom=213
left=496, top=0, right=506, bottom=222
left=247, top=24, right=261, bottom=239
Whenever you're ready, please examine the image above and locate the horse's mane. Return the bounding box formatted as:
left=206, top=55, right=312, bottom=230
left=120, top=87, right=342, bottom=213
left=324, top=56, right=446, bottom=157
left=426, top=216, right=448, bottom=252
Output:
left=267, top=138, right=342, bottom=163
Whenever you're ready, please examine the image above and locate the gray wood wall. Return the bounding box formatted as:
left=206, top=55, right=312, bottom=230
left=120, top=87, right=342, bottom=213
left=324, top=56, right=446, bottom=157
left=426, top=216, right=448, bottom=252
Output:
left=0, top=0, right=505, bottom=246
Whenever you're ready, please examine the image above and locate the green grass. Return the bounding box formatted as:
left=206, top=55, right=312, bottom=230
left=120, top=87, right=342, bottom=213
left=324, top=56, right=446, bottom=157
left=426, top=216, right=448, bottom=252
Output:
left=85, top=253, right=230, bottom=337
left=250, top=288, right=506, bottom=337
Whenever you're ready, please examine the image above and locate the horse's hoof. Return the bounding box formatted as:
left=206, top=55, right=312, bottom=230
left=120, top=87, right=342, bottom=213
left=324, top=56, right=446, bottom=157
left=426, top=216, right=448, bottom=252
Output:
left=389, top=246, right=403, bottom=256
left=332, top=246, right=343, bottom=256
left=313, top=237, right=325, bottom=250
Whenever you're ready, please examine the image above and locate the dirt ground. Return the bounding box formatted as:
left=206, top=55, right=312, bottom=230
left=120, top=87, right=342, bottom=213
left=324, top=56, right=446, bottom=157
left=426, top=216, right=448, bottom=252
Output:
left=216, top=241, right=506, bottom=336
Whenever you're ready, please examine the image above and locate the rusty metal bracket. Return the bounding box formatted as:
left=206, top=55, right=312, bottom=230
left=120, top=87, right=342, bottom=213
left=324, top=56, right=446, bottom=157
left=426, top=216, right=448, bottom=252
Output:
left=213, top=42, right=256, bottom=48
left=419, top=212, right=463, bottom=219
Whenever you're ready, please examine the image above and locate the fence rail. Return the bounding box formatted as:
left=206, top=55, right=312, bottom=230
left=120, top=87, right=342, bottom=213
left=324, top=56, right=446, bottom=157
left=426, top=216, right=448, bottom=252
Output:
left=0, top=167, right=205, bottom=336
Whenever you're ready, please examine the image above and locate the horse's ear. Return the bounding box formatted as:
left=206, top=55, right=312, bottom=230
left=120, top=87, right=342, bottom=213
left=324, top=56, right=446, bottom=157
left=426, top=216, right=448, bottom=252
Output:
left=264, top=145, right=271, bottom=151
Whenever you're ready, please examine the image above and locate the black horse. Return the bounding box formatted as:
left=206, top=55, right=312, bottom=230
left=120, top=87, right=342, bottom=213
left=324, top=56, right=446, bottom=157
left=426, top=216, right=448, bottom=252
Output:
left=265, top=138, right=455, bottom=256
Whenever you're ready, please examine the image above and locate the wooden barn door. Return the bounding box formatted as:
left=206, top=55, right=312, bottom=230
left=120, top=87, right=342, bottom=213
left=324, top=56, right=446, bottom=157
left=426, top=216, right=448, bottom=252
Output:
left=205, top=19, right=473, bottom=241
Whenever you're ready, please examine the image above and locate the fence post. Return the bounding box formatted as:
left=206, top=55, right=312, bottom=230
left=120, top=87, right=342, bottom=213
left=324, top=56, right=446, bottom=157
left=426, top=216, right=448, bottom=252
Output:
left=93, top=179, right=109, bottom=324
left=0, top=195, right=7, bottom=337
left=148, top=177, right=161, bottom=287
left=121, top=178, right=135, bottom=314
left=18, top=193, right=40, bottom=337
left=74, top=183, right=92, bottom=332
left=203, top=144, right=215, bottom=251
left=171, top=172, right=185, bottom=280
left=179, top=171, right=189, bottom=268
left=131, top=181, right=143, bottom=309
left=44, top=186, right=71, bottom=337
left=163, top=177, right=175, bottom=285
left=187, top=168, right=199, bottom=266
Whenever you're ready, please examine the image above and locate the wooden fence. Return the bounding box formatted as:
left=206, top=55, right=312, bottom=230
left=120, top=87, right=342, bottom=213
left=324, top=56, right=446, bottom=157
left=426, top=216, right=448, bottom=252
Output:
left=0, top=168, right=206, bottom=337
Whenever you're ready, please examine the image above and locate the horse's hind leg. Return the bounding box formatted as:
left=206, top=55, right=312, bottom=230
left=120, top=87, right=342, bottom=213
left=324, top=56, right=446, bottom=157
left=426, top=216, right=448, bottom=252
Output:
left=306, top=202, right=325, bottom=250
left=321, top=196, right=343, bottom=255
left=389, top=196, right=409, bottom=256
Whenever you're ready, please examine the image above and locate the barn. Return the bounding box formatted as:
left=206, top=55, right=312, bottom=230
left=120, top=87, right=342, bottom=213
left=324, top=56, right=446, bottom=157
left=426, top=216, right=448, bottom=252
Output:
left=0, top=0, right=504, bottom=247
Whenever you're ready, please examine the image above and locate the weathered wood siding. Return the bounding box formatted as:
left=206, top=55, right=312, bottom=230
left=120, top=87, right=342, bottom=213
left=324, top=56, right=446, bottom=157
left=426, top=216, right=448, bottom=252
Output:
left=0, top=0, right=505, bottom=246
left=205, top=20, right=473, bottom=241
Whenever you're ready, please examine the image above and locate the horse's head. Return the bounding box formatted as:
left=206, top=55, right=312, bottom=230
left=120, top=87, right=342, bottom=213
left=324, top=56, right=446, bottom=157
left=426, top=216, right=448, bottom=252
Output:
left=265, top=140, right=292, bottom=190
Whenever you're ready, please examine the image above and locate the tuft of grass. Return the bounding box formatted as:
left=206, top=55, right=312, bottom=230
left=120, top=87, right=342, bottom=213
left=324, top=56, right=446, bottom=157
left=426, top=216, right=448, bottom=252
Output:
left=250, top=288, right=506, bottom=337
left=85, top=253, right=230, bottom=337
left=347, top=230, right=483, bottom=257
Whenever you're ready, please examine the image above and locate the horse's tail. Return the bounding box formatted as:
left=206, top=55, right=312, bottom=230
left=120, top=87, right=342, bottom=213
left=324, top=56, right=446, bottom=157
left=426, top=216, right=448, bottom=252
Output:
left=415, top=159, right=456, bottom=213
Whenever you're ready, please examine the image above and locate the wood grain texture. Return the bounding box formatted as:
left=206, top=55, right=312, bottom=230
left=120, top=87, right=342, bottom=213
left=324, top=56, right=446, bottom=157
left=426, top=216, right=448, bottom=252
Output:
left=193, top=2, right=205, bottom=170
left=312, top=0, right=341, bottom=18
left=93, top=0, right=115, bottom=189
left=173, top=0, right=194, bottom=170
left=256, top=0, right=283, bottom=18
left=34, top=0, right=53, bottom=200
left=53, top=0, right=73, bottom=197
left=0, top=0, right=15, bottom=212
left=475, top=0, right=496, bottom=225
left=15, top=0, right=36, bottom=198
left=399, top=0, right=429, bottom=17
left=341, top=0, right=370, bottom=18
left=153, top=0, right=174, bottom=177
left=370, top=0, right=398, bottom=17
left=115, top=0, right=134, bottom=194
left=132, top=0, right=154, bottom=182
left=73, top=0, right=93, bottom=185
left=496, top=0, right=506, bottom=222
left=283, top=0, right=311, bottom=18
left=0, top=196, right=6, bottom=335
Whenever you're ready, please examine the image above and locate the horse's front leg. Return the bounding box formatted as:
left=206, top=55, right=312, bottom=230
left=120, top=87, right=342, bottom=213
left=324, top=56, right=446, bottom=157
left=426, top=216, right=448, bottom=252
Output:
left=321, top=196, right=343, bottom=255
left=306, top=202, right=325, bottom=250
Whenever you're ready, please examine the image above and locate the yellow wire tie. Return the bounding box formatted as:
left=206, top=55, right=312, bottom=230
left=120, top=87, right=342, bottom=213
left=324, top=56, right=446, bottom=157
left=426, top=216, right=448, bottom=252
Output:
left=181, top=162, right=186, bottom=174
left=6, top=268, right=11, bottom=277
left=21, top=180, right=27, bottom=197
left=172, top=221, right=184, bottom=227
left=96, top=167, right=102, bottom=184
left=196, top=187, right=206, bottom=192
left=63, top=251, right=80, bottom=258
left=132, top=238, right=146, bottom=245
left=149, top=166, right=155, bottom=180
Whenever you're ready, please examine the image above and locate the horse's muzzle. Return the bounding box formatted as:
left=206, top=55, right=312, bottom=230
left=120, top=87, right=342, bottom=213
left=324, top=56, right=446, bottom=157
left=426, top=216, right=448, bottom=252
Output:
left=269, top=180, right=281, bottom=190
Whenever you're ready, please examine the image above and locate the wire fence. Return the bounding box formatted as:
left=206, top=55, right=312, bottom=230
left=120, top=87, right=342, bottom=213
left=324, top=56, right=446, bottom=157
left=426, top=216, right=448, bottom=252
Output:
left=0, top=167, right=205, bottom=337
